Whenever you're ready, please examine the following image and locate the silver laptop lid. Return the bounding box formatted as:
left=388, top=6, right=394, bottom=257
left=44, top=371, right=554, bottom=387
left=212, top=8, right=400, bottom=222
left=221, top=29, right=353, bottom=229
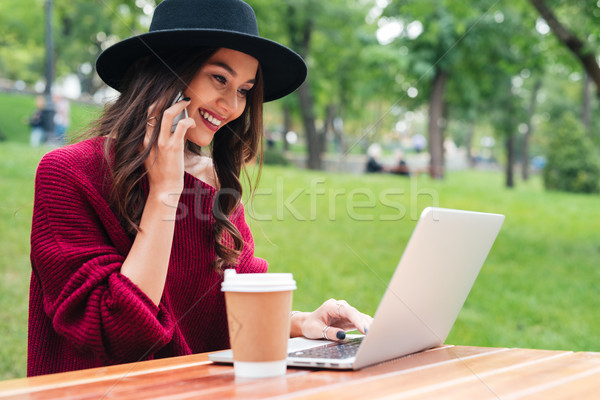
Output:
left=353, top=207, right=504, bottom=369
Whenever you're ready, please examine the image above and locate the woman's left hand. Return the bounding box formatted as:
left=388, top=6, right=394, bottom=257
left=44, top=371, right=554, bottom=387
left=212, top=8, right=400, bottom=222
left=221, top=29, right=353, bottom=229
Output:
left=291, top=299, right=373, bottom=341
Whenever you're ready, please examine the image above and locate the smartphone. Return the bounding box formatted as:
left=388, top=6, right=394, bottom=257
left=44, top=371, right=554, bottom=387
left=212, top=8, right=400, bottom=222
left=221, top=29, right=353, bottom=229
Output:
left=171, top=92, right=189, bottom=133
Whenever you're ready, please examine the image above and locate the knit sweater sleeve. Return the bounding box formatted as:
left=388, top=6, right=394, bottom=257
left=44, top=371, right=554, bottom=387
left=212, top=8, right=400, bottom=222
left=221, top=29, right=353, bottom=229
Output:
left=233, top=203, right=268, bottom=274
left=30, top=149, right=175, bottom=364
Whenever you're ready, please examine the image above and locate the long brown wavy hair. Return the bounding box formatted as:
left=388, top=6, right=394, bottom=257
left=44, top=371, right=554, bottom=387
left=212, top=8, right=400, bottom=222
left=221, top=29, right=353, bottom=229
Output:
left=88, top=48, right=264, bottom=272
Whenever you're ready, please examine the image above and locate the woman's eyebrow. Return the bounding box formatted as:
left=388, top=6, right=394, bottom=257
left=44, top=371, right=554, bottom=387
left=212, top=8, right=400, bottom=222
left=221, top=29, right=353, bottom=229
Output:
left=208, top=61, right=256, bottom=84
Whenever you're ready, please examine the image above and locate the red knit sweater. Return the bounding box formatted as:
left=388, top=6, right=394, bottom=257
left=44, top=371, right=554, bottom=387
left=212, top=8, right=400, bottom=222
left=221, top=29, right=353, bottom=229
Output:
left=28, top=137, right=267, bottom=376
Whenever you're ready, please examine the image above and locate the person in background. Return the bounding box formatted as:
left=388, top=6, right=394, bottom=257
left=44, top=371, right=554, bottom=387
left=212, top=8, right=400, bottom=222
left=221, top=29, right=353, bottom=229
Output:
left=29, top=96, right=45, bottom=147
left=51, top=94, right=70, bottom=146
left=365, top=143, right=384, bottom=173
left=389, top=149, right=410, bottom=176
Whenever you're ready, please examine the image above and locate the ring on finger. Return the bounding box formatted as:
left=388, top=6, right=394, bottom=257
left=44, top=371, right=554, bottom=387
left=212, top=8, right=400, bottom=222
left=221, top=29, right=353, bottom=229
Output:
left=322, top=325, right=331, bottom=340
left=146, top=116, right=158, bottom=127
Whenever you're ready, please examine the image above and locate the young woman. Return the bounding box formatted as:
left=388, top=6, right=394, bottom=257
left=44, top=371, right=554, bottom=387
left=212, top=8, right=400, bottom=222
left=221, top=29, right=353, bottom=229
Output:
left=28, top=0, right=372, bottom=377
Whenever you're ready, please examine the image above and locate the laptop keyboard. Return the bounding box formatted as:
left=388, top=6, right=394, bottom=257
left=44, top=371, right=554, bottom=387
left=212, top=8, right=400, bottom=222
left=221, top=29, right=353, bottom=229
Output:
left=288, top=337, right=364, bottom=359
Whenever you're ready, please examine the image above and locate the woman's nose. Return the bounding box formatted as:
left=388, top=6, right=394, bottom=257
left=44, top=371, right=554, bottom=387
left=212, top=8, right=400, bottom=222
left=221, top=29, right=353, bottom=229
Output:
left=217, top=88, right=239, bottom=115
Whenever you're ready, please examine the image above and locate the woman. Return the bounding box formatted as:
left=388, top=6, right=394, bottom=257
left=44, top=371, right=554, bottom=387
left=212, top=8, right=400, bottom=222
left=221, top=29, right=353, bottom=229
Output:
left=28, top=0, right=372, bottom=377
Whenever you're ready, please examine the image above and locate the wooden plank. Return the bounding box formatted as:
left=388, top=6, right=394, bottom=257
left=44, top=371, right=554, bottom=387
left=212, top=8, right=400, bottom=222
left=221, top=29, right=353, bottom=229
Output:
left=91, top=369, right=309, bottom=400
left=515, top=367, right=600, bottom=399
left=400, top=351, right=600, bottom=400
left=0, top=353, right=211, bottom=399
left=0, top=362, right=234, bottom=400
left=282, top=348, right=569, bottom=400
left=502, top=353, right=600, bottom=400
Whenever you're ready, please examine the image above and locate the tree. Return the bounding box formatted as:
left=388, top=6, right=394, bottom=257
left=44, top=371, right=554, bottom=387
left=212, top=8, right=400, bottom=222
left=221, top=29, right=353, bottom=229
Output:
left=528, top=0, right=600, bottom=144
left=383, top=0, right=539, bottom=184
left=521, top=78, right=542, bottom=181
left=529, top=0, right=600, bottom=98
left=253, top=0, right=388, bottom=170
left=53, top=0, right=147, bottom=94
left=382, top=1, right=448, bottom=178
left=0, top=0, right=146, bottom=94
left=465, top=4, right=542, bottom=188
left=0, top=0, right=45, bottom=83
left=542, top=114, right=600, bottom=193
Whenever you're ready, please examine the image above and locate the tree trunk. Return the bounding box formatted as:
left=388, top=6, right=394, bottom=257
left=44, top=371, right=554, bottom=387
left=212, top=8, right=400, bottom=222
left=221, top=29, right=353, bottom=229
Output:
left=499, top=76, right=518, bottom=189
left=466, top=122, right=475, bottom=168
left=297, top=79, right=321, bottom=169
left=333, top=116, right=345, bottom=155
left=522, top=79, right=542, bottom=181
left=506, top=133, right=515, bottom=188
left=582, top=72, right=591, bottom=133
left=530, top=0, right=600, bottom=98
left=319, top=104, right=336, bottom=155
left=282, top=105, right=292, bottom=152
left=285, top=7, right=321, bottom=169
left=428, top=68, right=447, bottom=179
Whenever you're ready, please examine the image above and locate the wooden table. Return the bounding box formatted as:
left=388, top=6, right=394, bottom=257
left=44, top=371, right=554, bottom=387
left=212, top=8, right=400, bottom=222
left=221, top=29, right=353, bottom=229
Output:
left=1, top=345, right=599, bottom=399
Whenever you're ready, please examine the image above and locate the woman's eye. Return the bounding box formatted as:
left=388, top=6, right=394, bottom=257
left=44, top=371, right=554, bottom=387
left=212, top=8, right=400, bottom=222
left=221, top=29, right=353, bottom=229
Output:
left=238, top=88, right=251, bottom=98
left=213, top=75, right=226, bottom=85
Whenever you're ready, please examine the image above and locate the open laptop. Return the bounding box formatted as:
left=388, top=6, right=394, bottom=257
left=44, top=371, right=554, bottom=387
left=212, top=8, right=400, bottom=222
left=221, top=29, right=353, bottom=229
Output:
left=209, top=207, right=505, bottom=370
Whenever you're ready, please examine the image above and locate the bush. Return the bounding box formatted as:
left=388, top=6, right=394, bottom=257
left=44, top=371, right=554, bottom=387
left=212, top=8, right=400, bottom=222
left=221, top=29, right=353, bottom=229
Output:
left=543, top=114, right=600, bottom=194
left=260, top=147, right=289, bottom=166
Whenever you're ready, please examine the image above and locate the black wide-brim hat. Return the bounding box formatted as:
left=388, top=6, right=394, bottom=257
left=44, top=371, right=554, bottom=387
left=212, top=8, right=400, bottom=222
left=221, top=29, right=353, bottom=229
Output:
left=96, top=0, right=307, bottom=102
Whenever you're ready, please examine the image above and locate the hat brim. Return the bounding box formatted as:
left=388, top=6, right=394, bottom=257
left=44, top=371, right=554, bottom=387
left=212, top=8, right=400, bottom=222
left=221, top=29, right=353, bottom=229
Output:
left=96, top=29, right=307, bottom=102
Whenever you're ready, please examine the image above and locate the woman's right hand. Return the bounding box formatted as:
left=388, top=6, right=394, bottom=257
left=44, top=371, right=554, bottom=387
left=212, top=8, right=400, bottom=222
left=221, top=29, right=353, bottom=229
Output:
left=143, top=97, right=194, bottom=198
left=120, top=97, right=195, bottom=306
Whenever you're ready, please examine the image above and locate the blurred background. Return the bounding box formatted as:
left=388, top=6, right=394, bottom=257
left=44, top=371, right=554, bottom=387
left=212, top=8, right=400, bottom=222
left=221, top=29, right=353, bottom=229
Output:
left=2, top=0, right=600, bottom=186
left=0, top=0, right=599, bottom=380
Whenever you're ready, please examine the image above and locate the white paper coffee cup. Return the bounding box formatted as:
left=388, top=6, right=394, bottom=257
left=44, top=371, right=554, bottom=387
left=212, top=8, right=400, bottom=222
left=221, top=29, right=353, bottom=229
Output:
left=222, top=270, right=296, bottom=378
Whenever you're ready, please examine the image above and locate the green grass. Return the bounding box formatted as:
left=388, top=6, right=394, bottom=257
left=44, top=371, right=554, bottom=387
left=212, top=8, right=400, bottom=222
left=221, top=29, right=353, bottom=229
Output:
left=0, top=92, right=599, bottom=380
left=0, top=92, right=38, bottom=142
left=0, top=143, right=48, bottom=380
left=243, top=167, right=600, bottom=354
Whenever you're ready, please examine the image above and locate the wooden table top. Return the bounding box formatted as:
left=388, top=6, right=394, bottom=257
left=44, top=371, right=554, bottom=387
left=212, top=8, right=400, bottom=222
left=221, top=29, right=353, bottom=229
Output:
left=1, top=345, right=599, bottom=399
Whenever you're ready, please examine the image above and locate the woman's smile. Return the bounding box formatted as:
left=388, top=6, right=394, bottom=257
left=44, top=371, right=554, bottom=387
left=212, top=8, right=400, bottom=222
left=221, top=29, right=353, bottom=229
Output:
left=199, top=108, right=223, bottom=130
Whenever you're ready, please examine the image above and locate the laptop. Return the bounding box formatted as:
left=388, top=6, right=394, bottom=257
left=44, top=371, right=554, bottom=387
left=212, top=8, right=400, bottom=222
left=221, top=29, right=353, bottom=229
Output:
left=209, top=207, right=505, bottom=370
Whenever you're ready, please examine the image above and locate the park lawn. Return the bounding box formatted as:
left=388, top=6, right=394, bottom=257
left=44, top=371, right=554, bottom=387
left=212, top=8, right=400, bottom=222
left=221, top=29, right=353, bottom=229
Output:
left=1, top=145, right=599, bottom=380
left=243, top=166, right=600, bottom=352
left=0, top=143, right=48, bottom=379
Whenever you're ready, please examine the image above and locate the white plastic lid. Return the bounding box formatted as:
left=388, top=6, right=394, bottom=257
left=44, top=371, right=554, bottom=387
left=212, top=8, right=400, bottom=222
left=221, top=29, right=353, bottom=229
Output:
left=221, top=270, right=296, bottom=292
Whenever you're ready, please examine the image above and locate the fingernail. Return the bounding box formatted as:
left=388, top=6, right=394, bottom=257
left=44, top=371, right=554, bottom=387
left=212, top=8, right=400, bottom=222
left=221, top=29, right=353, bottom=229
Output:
left=336, top=331, right=346, bottom=340
left=364, top=326, right=369, bottom=334
left=182, top=97, right=191, bottom=101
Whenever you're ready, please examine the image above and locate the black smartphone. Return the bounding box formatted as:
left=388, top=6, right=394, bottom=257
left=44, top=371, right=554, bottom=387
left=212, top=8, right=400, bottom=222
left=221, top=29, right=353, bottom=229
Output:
left=171, top=92, right=189, bottom=133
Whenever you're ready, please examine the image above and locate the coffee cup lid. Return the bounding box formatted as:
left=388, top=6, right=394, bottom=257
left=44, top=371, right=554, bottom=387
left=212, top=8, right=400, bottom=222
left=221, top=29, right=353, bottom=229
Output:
left=221, top=270, right=297, bottom=292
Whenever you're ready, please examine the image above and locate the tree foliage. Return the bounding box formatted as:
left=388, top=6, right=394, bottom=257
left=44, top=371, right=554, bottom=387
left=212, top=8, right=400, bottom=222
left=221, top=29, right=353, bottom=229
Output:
left=53, top=0, right=147, bottom=92
left=542, top=114, right=600, bottom=193
left=382, top=0, right=540, bottom=181
left=529, top=0, right=600, bottom=98
left=0, top=0, right=147, bottom=92
left=0, top=0, right=46, bottom=83
left=253, top=0, right=397, bottom=168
